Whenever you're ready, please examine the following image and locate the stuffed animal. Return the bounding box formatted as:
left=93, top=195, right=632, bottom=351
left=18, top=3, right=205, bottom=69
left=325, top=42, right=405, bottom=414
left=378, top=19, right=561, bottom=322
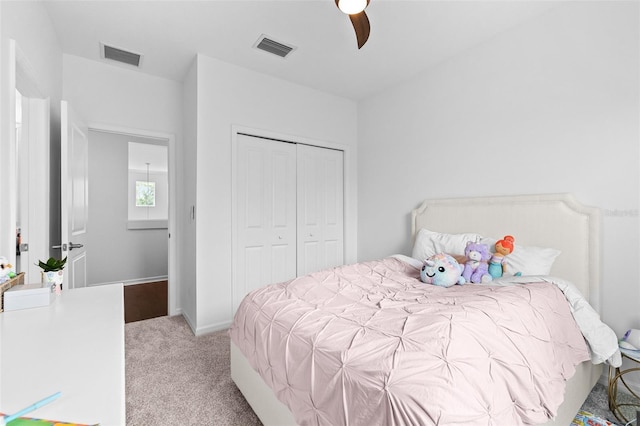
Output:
left=420, top=253, right=466, bottom=288
left=0, top=256, right=15, bottom=284
left=462, top=242, right=493, bottom=283
left=488, top=235, right=515, bottom=279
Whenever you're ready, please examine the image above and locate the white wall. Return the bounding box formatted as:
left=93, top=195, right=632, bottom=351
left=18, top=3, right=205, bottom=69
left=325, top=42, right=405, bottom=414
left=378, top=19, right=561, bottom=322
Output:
left=0, top=1, right=63, bottom=267
left=87, top=130, right=168, bottom=286
left=190, top=55, right=358, bottom=334
left=62, top=54, right=182, bottom=313
left=358, top=2, right=639, bottom=336
left=62, top=55, right=182, bottom=135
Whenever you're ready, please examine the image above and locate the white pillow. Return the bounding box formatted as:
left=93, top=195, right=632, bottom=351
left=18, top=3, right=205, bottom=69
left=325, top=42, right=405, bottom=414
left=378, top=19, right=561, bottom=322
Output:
left=412, top=229, right=482, bottom=262
left=479, top=237, right=561, bottom=276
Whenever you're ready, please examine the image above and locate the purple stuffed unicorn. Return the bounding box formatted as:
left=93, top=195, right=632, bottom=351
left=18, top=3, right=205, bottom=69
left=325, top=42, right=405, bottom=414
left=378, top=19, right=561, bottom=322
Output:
left=462, top=242, right=493, bottom=283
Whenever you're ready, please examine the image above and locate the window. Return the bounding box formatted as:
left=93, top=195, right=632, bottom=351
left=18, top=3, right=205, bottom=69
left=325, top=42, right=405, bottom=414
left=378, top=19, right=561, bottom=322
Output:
left=128, top=141, right=168, bottom=229
left=135, top=180, right=156, bottom=207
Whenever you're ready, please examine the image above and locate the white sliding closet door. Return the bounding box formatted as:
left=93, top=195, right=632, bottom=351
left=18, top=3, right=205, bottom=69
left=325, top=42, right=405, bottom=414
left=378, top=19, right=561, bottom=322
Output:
left=236, top=134, right=297, bottom=308
left=235, top=133, right=345, bottom=311
left=297, top=144, right=344, bottom=276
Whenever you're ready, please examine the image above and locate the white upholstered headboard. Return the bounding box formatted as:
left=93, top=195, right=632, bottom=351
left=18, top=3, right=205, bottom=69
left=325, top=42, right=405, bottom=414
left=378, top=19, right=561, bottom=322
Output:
left=411, top=193, right=601, bottom=312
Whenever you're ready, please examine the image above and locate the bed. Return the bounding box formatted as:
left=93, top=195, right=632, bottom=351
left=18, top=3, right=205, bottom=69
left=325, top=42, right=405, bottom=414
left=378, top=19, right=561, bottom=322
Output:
left=230, top=193, right=620, bottom=425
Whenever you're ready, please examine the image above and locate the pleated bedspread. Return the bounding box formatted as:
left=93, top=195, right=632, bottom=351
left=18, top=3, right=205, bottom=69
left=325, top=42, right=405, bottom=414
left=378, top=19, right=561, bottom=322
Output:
left=230, top=257, right=590, bottom=425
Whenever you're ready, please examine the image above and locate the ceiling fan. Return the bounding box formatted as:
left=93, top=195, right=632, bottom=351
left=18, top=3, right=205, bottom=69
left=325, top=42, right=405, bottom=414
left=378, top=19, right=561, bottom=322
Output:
left=335, top=0, right=371, bottom=49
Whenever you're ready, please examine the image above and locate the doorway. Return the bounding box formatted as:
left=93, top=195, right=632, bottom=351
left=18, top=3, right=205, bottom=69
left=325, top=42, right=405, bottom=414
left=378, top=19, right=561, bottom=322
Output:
left=11, top=41, right=51, bottom=285
left=87, top=127, right=177, bottom=318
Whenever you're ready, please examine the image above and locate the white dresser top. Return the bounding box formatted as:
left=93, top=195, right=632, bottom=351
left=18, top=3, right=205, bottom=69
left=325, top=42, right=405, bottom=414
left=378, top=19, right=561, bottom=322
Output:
left=0, top=284, right=125, bottom=425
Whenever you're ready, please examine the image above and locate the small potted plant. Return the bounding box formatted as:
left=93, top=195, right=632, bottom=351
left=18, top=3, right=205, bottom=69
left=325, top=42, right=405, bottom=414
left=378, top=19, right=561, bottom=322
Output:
left=37, top=257, right=67, bottom=294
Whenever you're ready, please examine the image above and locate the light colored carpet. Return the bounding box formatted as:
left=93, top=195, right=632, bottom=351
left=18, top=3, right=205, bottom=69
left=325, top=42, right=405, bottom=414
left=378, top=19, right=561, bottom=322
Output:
left=125, top=315, right=261, bottom=426
left=125, top=315, right=628, bottom=426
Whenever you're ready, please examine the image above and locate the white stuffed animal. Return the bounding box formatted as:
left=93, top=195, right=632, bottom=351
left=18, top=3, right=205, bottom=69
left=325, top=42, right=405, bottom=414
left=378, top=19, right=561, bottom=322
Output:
left=0, top=256, right=15, bottom=283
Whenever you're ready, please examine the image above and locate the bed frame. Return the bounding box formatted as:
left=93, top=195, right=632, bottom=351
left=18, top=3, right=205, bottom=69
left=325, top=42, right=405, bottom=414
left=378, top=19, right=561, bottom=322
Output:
left=231, top=193, right=603, bottom=425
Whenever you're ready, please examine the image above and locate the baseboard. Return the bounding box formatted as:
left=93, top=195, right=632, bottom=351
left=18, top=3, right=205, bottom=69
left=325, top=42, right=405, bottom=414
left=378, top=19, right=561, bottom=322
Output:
left=180, top=315, right=234, bottom=336
left=178, top=308, right=231, bottom=337
left=88, top=276, right=168, bottom=287
left=195, top=320, right=232, bottom=336
left=181, top=311, right=196, bottom=334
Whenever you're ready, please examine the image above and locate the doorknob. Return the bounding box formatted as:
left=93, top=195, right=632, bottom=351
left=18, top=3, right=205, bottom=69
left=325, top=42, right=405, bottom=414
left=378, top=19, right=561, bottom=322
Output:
left=69, top=242, right=84, bottom=251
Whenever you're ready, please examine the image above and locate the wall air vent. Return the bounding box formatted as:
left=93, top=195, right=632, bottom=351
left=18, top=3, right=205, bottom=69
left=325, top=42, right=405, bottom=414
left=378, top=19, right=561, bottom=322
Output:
left=253, top=35, right=296, bottom=58
left=100, top=43, right=143, bottom=67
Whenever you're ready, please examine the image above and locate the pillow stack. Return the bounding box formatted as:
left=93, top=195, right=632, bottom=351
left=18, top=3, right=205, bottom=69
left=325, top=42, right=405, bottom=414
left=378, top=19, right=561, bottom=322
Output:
left=412, top=228, right=561, bottom=276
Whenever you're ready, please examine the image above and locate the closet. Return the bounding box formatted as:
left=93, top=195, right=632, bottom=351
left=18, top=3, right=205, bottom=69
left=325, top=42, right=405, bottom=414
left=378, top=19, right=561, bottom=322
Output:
left=234, top=133, right=344, bottom=311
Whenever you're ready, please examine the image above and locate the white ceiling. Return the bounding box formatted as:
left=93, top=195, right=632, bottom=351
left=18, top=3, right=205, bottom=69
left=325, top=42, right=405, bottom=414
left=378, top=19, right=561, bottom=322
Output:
left=43, top=0, right=559, bottom=100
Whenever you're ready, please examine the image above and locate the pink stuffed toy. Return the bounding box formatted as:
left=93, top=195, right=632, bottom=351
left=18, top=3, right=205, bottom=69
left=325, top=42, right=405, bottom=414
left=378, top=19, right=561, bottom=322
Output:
left=462, top=242, right=493, bottom=283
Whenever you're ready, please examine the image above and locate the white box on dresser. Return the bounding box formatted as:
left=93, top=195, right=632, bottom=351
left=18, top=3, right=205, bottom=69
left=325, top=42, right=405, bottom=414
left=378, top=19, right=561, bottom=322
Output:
left=3, top=283, right=53, bottom=311
left=0, top=284, right=125, bottom=425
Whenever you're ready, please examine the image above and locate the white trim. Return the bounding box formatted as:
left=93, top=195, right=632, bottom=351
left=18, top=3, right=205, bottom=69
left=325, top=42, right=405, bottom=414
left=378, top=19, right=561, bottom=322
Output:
left=194, top=320, right=232, bottom=336
left=86, top=123, right=179, bottom=316
left=127, top=219, right=168, bottom=230
left=2, top=40, right=17, bottom=268
left=232, top=123, right=350, bottom=152
left=15, top=43, right=44, bottom=98
left=87, top=122, right=171, bottom=142
left=181, top=311, right=196, bottom=335
left=88, top=275, right=168, bottom=287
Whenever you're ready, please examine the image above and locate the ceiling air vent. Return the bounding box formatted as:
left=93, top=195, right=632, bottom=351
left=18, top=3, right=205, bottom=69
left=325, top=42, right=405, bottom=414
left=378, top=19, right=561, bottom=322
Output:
left=100, top=43, right=143, bottom=67
left=254, top=35, right=296, bottom=58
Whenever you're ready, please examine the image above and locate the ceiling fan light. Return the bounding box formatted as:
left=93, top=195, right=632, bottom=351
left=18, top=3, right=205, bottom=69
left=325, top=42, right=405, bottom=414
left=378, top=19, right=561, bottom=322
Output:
left=338, top=0, right=367, bottom=15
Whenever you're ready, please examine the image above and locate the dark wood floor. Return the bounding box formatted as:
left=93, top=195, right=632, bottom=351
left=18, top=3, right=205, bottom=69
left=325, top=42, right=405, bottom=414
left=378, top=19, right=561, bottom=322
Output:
left=124, top=280, right=168, bottom=323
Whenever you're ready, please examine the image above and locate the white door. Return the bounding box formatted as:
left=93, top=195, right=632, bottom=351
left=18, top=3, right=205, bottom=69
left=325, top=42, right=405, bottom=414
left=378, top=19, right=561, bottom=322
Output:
left=235, top=134, right=297, bottom=310
left=297, top=144, right=344, bottom=275
left=16, top=96, right=50, bottom=284
left=60, top=101, right=89, bottom=289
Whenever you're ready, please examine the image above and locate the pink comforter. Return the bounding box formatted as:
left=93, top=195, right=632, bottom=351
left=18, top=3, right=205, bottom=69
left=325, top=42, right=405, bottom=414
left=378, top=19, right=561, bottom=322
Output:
left=230, top=257, right=590, bottom=425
